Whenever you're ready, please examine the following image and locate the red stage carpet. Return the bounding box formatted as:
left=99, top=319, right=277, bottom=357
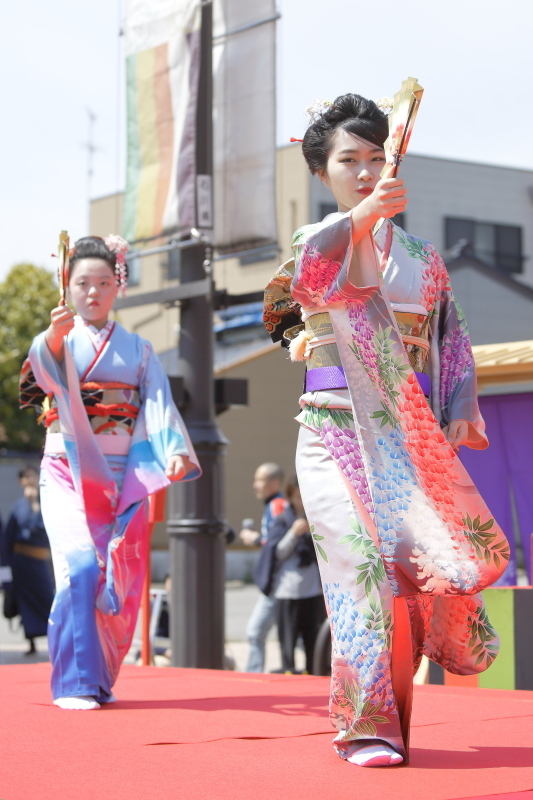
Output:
left=1, top=664, right=533, bottom=800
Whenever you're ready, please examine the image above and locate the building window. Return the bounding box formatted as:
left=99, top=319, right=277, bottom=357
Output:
left=445, top=218, right=523, bottom=273
left=126, top=252, right=141, bottom=286
left=391, top=212, right=405, bottom=229
left=319, top=203, right=338, bottom=220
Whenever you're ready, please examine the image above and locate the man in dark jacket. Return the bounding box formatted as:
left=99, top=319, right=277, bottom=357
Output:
left=239, top=462, right=287, bottom=672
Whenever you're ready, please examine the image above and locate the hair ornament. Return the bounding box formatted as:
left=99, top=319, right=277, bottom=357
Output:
left=305, top=98, right=333, bottom=123
left=376, top=97, right=394, bottom=116
left=104, top=234, right=129, bottom=297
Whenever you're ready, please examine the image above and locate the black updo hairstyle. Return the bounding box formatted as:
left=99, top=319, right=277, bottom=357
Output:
left=302, top=93, right=389, bottom=175
left=69, top=236, right=118, bottom=281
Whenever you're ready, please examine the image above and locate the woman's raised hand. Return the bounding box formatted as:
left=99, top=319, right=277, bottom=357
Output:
left=365, top=176, right=408, bottom=219
left=49, top=302, right=76, bottom=341
left=45, top=300, right=76, bottom=362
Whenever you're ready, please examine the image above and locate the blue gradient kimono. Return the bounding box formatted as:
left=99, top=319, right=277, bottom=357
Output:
left=28, top=321, right=200, bottom=701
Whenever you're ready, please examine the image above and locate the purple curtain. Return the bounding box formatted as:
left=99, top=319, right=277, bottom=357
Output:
left=459, top=392, right=533, bottom=586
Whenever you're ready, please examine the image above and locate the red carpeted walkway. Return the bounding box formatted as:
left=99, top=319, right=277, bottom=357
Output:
left=1, top=664, right=532, bottom=800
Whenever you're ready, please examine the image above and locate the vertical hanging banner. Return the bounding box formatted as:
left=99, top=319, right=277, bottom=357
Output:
left=123, top=0, right=202, bottom=243
left=213, top=0, right=278, bottom=251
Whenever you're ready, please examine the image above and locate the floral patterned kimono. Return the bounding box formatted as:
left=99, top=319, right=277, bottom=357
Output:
left=264, top=214, right=510, bottom=763
left=20, top=319, right=200, bottom=702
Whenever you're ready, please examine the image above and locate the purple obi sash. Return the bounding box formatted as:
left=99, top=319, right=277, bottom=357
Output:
left=305, top=366, right=431, bottom=398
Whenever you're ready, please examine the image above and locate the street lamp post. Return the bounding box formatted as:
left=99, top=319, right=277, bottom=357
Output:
left=166, top=0, right=228, bottom=670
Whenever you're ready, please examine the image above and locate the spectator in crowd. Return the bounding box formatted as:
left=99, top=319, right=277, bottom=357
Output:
left=240, top=462, right=287, bottom=672
left=0, top=466, right=54, bottom=655
left=272, top=476, right=326, bottom=674
left=254, top=475, right=325, bottom=674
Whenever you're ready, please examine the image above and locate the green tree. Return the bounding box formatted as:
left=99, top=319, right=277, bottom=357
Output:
left=0, top=263, right=58, bottom=451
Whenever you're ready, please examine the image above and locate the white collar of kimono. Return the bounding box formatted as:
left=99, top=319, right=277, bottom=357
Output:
left=74, top=315, right=114, bottom=351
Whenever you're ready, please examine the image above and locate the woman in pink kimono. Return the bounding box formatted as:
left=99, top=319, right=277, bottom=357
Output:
left=264, top=94, right=509, bottom=767
left=20, top=235, right=200, bottom=710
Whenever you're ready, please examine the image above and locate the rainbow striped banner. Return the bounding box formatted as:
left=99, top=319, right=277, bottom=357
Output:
left=123, top=0, right=201, bottom=243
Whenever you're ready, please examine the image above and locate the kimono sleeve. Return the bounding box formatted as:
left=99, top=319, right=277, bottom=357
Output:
left=138, top=342, right=201, bottom=480
left=26, top=332, right=67, bottom=397
left=431, top=258, right=488, bottom=450
left=263, top=259, right=302, bottom=346
left=290, top=213, right=379, bottom=309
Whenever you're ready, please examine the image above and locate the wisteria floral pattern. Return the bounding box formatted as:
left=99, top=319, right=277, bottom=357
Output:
left=283, top=212, right=508, bottom=760
left=291, top=214, right=508, bottom=597
left=299, top=403, right=373, bottom=513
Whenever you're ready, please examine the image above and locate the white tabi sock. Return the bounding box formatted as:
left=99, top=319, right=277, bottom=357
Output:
left=53, top=696, right=101, bottom=710
left=347, top=742, right=403, bottom=767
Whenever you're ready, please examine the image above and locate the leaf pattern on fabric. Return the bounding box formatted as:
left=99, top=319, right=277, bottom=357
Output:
left=364, top=593, right=393, bottom=649
left=463, top=515, right=511, bottom=571
left=395, top=230, right=451, bottom=313
left=340, top=519, right=386, bottom=597
left=299, top=402, right=354, bottom=432
left=365, top=324, right=411, bottom=428
left=341, top=680, right=389, bottom=738
left=394, top=228, right=431, bottom=264
left=467, top=603, right=499, bottom=669
left=310, top=524, right=328, bottom=563
left=349, top=311, right=411, bottom=430
left=374, top=326, right=411, bottom=407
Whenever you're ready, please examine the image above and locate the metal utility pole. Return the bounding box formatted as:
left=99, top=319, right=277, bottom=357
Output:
left=167, top=0, right=228, bottom=670
left=83, top=109, right=98, bottom=218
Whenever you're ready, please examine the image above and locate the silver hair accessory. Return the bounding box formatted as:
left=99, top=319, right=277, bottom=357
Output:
left=376, top=96, right=394, bottom=116
left=305, top=98, right=333, bottom=123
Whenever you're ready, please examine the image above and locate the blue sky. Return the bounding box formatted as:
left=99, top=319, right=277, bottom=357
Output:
left=1, top=0, right=531, bottom=278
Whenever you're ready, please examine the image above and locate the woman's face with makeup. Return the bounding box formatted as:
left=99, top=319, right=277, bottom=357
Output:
left=318, top=128, right=386, bottom=212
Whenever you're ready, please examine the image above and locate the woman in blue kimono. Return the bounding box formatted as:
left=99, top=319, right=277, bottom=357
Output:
left=20, top=235, right=200, bottom=710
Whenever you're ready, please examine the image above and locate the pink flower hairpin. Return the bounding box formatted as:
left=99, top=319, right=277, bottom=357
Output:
left=105, top=234, right=129, bottom=297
